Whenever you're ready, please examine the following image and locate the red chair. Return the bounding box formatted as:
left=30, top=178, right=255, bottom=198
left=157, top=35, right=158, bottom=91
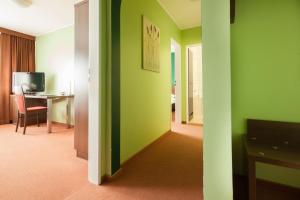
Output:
left=15, top=88, right=47, bottom=135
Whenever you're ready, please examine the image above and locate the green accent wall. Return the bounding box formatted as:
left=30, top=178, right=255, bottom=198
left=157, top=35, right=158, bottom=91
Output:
left=111, top=0, right=122, bottom=174
left=120, top=0, right=181, bottom=163
left=101, top=0, right=108, bottom=176
left=231, top=0, right=300, bottom=188
left=181, top=27, right=202, bottom=122
left=35, top=26, right=75, bottom=125
left=202, top=0, right=233, bottom=199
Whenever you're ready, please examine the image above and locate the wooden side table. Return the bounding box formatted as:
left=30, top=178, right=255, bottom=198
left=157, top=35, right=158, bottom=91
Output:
left=244, top=119, right=300, bottom=200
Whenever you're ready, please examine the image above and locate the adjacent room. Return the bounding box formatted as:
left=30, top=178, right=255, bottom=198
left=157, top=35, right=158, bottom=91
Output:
left=0, top=0, right=90, bottom=199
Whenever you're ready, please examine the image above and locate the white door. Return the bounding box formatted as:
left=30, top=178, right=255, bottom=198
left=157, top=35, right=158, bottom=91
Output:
left=188, top=48, right=194, bottom=121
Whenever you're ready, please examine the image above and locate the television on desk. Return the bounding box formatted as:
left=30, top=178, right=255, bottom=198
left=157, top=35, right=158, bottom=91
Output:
left=12, top=72, right=45, bottom=94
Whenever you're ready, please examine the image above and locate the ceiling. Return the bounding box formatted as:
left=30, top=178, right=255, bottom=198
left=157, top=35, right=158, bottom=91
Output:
left=0, top=0, right=200, bottom=36
left=157, top=0, right=201, bottom=30
left=0, top=0, right=76, bottom=36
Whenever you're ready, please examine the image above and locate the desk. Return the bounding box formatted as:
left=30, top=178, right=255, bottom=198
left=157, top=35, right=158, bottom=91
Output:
left=25, top=94, right=74, bottom=133
left=245, top=119, right=300, bottom=200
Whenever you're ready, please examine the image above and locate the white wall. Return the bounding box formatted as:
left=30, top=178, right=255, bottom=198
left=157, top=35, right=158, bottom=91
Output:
left=35, top=26, right=75, bottom=125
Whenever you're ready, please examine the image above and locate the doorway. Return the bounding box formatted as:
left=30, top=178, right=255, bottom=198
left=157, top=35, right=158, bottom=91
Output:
left=171, top=39, right=181, bottom=124
left=186, top=44, right=203, bottom=125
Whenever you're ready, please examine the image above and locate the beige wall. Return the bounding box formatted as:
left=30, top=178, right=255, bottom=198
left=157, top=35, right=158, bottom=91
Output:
left=35, top=26, right=75, bottom=125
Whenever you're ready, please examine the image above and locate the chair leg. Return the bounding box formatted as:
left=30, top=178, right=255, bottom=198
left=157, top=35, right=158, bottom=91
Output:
left=37, top=113, right=40, bottom=127
left=23, top=114, right=27, bottom=135
left=15, top=112, right=20, bottom=132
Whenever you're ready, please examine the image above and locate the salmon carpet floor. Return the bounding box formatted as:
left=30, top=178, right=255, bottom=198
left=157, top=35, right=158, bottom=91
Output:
left=0, top=122, right=203, bottom=200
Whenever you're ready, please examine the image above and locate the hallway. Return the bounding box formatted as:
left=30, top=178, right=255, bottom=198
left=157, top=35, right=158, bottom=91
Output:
left=68, top=122, right=203, bottom=200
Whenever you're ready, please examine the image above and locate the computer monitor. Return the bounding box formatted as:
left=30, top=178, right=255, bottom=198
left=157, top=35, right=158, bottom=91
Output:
left=12, top=72, right=45, bottom=94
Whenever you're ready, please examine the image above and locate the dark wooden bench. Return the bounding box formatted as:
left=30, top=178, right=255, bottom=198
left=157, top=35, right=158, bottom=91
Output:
left=244, top=119, right=300, bottom=200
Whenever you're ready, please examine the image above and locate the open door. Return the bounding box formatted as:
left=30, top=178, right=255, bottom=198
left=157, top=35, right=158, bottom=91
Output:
left=74, top=0, right=89, bottom=160
left=188, top=48, right=194, bottom=121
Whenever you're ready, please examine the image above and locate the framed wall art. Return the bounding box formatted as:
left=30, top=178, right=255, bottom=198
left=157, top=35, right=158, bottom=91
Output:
left=143, top=16, right=160, bottom=72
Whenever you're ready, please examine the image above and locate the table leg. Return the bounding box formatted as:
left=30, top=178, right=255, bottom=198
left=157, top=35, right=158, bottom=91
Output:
left=66, top=97, right=71, bottom=128
left=248, top=156, right=256, bottom=200
left=47, top=99, right=53, bottom=133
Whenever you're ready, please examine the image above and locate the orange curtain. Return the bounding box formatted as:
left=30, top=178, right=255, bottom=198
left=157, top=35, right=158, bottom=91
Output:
left=11, top=35, right=35, bottom=73
left=0, top=34, right=12, bottom=124
left=0, top=33, right=35, bottom=125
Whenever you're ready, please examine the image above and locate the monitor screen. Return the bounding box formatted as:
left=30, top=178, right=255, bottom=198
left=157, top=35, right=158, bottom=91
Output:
left=12, top=72, right=45, bottom=93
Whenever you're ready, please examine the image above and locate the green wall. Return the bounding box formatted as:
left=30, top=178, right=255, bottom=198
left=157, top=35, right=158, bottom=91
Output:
left=181, top=27, right=202, bottom=122
left=36, top=26, right=75, bottom=125
left=202, top=0, right=233, bottom=199
left=231, top=0, right=300, bottom=188
left=120, top=0, right=181, bottom=163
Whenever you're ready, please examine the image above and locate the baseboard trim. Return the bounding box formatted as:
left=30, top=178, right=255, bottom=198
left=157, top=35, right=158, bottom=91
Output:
left=188, top=123, right=203, bottom=127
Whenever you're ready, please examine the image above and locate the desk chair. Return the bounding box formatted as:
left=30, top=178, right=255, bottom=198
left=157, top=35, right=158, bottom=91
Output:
left=14, top=87, right=48, bottom=135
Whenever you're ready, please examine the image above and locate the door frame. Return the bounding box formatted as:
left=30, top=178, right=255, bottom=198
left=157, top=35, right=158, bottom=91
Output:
left=88, top=0, right=101, bottom=185
left=171, top=38, right=182, bottom=124
left=185, top=43, right=202, bottom=124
